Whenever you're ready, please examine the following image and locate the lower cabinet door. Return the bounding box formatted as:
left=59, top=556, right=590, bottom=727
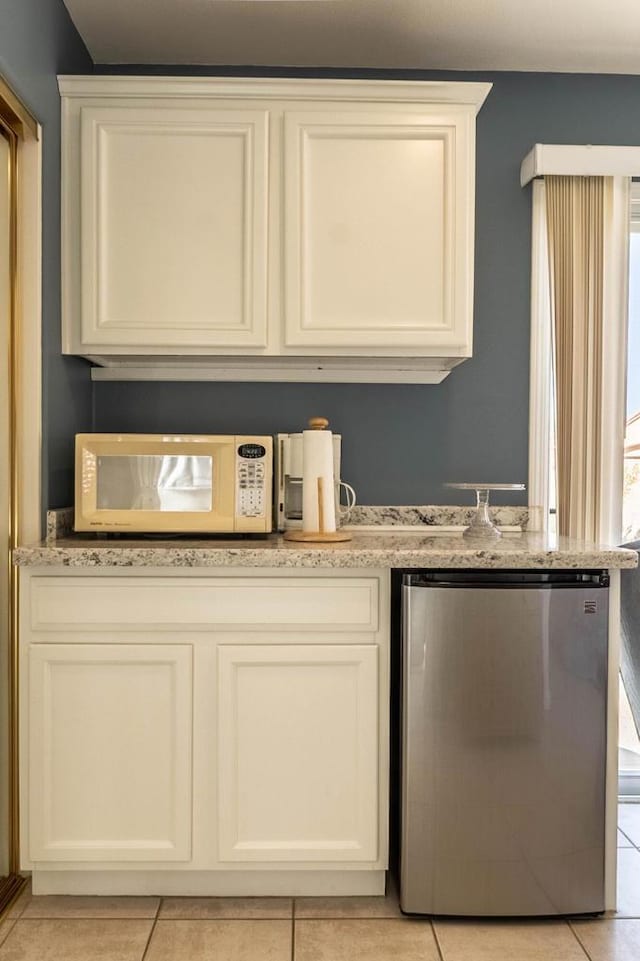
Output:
left=217, top=643, right=379, bottom=863
left=28, top=643, right=193, bottom=862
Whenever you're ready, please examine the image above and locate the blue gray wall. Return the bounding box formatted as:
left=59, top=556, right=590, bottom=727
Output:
left=5, top=27, right=640, bottom=508
left=0, top=0, right=92, bottom=515
left=94, top=68, right=640, bottom=505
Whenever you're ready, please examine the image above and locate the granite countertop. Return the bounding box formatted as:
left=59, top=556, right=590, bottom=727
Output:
left=14, top=529, right=638, bottom=570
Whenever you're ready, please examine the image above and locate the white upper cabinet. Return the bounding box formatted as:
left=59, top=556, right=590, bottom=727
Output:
left=78, top=106, right=269, bottom=349
left=282, top=107, right=472, bottom=353
left=59, top=77, right=491, bottom=383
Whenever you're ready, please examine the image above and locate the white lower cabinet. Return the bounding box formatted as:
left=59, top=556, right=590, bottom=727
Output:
left=217, top=643, right=379, bottom=863
left=20, top=568, right=389, bottom=896
left=28, top=643, right=193, bottom=862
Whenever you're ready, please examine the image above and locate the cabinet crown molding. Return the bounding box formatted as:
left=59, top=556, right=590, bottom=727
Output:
left=58, top=75, right=492, bottom=110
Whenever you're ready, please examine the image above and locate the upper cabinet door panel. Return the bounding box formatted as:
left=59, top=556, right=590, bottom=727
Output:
left=283, top=110, right=473, bottom=353
left=79, top=106, right=269, bottom=348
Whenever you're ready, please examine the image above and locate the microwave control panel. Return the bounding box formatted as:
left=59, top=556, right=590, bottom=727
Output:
left=235, top=439, right=271, bottom=530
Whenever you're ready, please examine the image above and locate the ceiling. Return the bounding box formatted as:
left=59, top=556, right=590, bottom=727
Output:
left=62, top=0, right=640, bottom=74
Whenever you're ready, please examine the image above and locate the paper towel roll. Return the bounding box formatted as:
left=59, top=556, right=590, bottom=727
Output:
left=302, top=425, right=336, bottom=533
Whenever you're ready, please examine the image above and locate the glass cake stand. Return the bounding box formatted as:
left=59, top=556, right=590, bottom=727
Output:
left=445, top=483, right=526, bottom=541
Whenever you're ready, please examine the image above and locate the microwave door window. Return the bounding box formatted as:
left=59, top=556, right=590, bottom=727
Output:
left=157, top=455, right=213, bottom=511
left=96, top=455, right=213, bottom=511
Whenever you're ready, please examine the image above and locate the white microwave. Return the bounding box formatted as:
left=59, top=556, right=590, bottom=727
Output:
left=75, top=433, right=273, bottom=534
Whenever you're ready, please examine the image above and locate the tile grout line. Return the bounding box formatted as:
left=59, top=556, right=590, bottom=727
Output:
left=140, top=916, right=158, bottom=961
left=567, top=920, right=596, bottom=961
left=8, top=889, right=30, bottom=922
left=618, top=826, right=635, bottom=846
left=139, top=897, right=162, bottom=961
left=430, top=919, right=446, bottom=961
left=0, top=918, right=16, bottom=950
left=291, top=898, right=296, bottom=961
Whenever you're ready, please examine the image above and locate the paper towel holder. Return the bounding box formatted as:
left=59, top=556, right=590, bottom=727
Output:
left=283, top=417, right=352, bottom=543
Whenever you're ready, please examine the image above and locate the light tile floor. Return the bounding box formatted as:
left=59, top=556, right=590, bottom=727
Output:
left=4, top=807, right=640, bottom=960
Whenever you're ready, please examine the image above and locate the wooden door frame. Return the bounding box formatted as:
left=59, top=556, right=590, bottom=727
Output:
left=0, top=73, right=41, bottom=914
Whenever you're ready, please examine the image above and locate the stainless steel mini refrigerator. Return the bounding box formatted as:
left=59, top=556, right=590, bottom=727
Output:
left=400, top=570, right=609, bottom=916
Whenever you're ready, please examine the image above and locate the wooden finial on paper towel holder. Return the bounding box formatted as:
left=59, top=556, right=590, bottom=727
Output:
left=308, top=416, right=329, bottom=430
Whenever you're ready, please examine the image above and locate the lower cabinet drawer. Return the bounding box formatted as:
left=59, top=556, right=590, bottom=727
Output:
left=28, top=575, right=379, bottom=633
left=28, top=643, right=193, bottom=862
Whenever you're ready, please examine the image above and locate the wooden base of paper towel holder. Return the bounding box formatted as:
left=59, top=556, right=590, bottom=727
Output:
left=284, top=452, right=352, bottom=542
left=283, top=530, right=352, bottom=543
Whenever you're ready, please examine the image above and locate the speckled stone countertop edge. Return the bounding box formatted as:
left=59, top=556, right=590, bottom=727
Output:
left=15, top=532, right=639, bottom=570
